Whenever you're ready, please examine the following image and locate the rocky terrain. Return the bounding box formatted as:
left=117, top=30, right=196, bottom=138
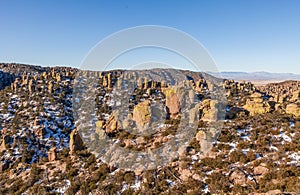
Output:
left=0, top=63, right=299, bottom=194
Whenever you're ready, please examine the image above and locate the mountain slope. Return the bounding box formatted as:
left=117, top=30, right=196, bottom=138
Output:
left=209, top=71, right=300, bottom=83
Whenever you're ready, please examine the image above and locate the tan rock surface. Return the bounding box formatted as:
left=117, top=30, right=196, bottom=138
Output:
left=48, top=147, right=57, bottom=162
left=230, top=169, right=247, bottom=185
left=179, top=169, right=192, bottom=182
left=105, top=115, right=118, bottom=133
left=164, top=87, right=182, bottom=118
left=69, top=130, right=84, bottom=154
left=133, top=100, right=151, bottom=130
left=243, top=93, right=271, bottom=115
left=254, top=165, right=269, bottom=175
left=286, top=103, right=300, bottom=117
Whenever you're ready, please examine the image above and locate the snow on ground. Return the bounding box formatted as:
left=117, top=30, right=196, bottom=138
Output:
left=287, top=152, right=300, bottom=165
left=202, top=185, right=210, bottom=194
left=242, top=148, right=250, bottom=155
left=51, top=180, right=71, bottom=194
left=131, top=177, right=141, bottom=189
left=121, top=183, right=128, bottom=192
left=228, top=142, right=237, bottom=154
left=269, top=145, right=278, bottom=151
left=256, top=154, right=262, bottom=159
left=166, top=179, right=175, bottom=187
left=274, top=133, right=292, bottom=142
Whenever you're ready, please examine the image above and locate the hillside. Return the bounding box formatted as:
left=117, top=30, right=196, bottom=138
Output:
left=0, top=63, right=299, bottom=194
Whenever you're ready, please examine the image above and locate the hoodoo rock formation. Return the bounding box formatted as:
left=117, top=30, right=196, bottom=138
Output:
left=164, top=87, right=182, bottom=118
left=0, top=63, right=299, bottom=194
left=243, top=92, right=271, bottom=115
left=133, top=100, right=151, bottom=130
left=69, top=130, right=84, bottom=154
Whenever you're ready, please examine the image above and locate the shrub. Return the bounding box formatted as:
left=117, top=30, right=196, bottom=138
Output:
left=124, top=171, right=135, bottom=184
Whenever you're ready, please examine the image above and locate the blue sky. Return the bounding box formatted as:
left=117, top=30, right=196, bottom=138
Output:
left=0, top=0, right=300, bottom=73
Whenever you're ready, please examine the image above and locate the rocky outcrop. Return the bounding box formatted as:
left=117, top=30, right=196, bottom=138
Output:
left=195, top=130, right=215, bottom=154
left=286, top=103, right=300, bottom=117
left=200, top=99, right=219, bottom=122
left=291, top=90, right=300, bottom=102
left=0, top=135, right=11, bottom=152
left=226, top=107, right=249, bottom=119
left=28, top=79, right=33, bottom=94
left=133, top=100, right=151, bottom=130
left=69, top=130, right=84, bottom=154
left=254, top=164, right=269, bottom=176
left=48, top=81, right=53, bottom=94
left=257, top=80, right=300, bottom=103
left=189, top=104, right=200, bottom=124
left=179, top=168, right=192, bottom=182
left=55, top=73, right=61, bottom=82
left=223, top=79, right=255, bottom=96
left=95, top=120, right=106, bottom=139
left=164, top=87, right=182, bottom=118
left=36, top=127, right=47, bottom=138
left=1, top=63, right=300, bottom=194
left=230, top=169, right=247, bottom=185
left=196, top=131, right=206, bottom=141
left=105, top=115, right=118, bottom=133
left=243, top=92, right=271, bottom=115
left=48, top=147, right=57, bottom=162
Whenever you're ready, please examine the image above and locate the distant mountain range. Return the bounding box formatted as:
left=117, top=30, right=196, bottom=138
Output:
left=208, top=71, right=300, bottom=84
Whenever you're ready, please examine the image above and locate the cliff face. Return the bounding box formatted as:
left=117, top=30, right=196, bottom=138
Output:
left=0, top=63, right=299, bottom=194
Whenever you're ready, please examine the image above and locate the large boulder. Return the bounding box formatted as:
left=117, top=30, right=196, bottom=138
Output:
left=136, top=136, right=146, bottom=145
left=195, top=130, right=214, bottom=154
left=230, top=169, right=247, bottom=185
left=133, top=100, right=151, bottom=130
left=226, top=107, right=249, bottom=119
left=179, top=168, right=192, bottom=182
left=254, top=164, right=269, bottom=176
left=48, top=147, right=57, bottom=162
left=286, top=103, right=300, bottom=117
left=69, top=130, right=84, bottom=154
left=164, top=87, right=182, bottom=118
left=291, top=90, right=300, bottom=102
left=0, top=135, right=11, bottom=152
left=196, top=131, right=206, bottom=141
left=251, top=92, right=264, bottom=103
left=105, top=115, right=118, bottom=133
left=189, top=104, right=200, bottom=124
left=95, top=120, right=106, bottom=139
left=243, top=93, right=271, bottom=116
left=200, top=99, right=219, bottom=122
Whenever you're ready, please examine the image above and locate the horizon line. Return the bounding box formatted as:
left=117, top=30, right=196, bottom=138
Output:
left=0, top=61, right=299, bottom=75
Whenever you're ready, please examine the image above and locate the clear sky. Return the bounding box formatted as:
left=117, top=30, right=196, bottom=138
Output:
left=1, top=0, right=300, bottom=73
